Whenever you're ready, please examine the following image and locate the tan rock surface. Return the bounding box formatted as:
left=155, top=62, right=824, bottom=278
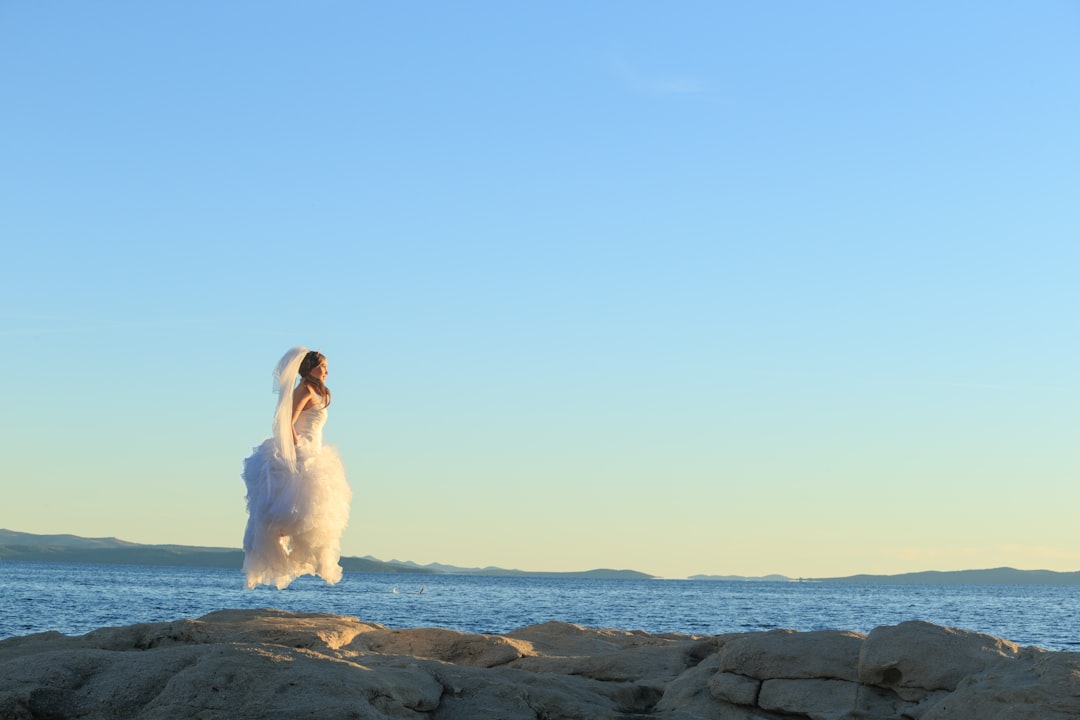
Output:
left=859, top=620, right=1020, bottom=691
left=717, top=629, right=865, bottom=681
left=0, top=609, right=1076, bottom=719
left=708, top=671, right=760, bottom=706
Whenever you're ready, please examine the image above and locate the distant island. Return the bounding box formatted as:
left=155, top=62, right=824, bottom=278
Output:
left=689, top=574, right=795, bottom=582
left=0, top=530, right=651, bottom=580
left=2, top=529, right=1077, bottom=584
left=807, top=567, right=1080, bottom=586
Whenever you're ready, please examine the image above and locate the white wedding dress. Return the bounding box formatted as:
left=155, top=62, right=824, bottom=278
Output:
left=241, top=399, right=351, bottom=590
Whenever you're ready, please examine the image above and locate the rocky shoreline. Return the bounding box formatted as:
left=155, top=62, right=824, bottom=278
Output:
left=0, top=609, right=1076, bottom=719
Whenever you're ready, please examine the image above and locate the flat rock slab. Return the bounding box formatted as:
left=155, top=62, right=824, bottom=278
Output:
left=1, top=609, right=1077, bottom=719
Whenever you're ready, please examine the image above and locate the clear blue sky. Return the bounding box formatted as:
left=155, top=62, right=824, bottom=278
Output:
left=2, top=1, right=1078, bottom=578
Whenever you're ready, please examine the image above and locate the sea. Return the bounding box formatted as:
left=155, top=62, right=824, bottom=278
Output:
left=1, top=561, right=1076, bottom=651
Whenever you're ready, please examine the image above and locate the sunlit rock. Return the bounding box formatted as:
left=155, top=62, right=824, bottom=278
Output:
left=1, top=610, right=1076, bottom=719
left=858, top=620, right=1020, bottom=691
left=717, top=628, right=865, bottom=681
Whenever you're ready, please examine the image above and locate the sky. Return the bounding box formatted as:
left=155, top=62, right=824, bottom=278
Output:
left=1, top=1, right=1078, bottom=579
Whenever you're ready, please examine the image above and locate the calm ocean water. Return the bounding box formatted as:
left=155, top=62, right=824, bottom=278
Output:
left=0, top=561, right=1076, bottom=651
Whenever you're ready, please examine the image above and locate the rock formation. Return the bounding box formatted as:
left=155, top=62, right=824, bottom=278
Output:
left=0, top=609, right=1076, bottom=719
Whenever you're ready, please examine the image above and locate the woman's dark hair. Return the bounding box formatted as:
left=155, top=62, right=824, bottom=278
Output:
left=299, top=350, right=331, bottom=407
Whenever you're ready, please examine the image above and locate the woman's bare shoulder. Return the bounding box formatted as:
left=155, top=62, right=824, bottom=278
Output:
left=292, top=381, right=317, bottom=407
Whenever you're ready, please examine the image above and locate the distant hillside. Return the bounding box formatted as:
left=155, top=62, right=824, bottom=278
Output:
left=455, top=567, right=654, bottom=580
left=811, top=567, right=1080, bottom=586
left=10, top=531, right=1070, bottom=583
left=0, top=530, right=138, bottom=549
left=0, top=530, right=650, bottom=578
left=375, top=556, right=654, bottom=580
left=688, top=574, right=794, bottom=582
left=0, top=530, right=428, bottom=574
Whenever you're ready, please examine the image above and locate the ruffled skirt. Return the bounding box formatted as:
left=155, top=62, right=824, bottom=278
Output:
left=241, top=439, right=351, bottom=589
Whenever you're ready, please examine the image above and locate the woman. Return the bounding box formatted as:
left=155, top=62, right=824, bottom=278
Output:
left=241, top=347, right=352, bottom=589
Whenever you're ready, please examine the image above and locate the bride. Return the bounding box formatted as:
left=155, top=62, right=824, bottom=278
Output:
left=241, top=347, right=352, bottom=589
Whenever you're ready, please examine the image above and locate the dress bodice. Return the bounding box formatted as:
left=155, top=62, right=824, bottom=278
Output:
left=294, top=402, right=328, bottom=449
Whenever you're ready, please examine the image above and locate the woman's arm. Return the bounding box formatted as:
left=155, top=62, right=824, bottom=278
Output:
left=290, top=382, right=317, bottom=444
